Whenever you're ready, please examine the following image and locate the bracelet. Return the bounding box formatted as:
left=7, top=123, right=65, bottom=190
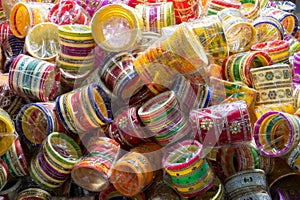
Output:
left=10, top=2, right=53, bottom=38
left=193, top=176, right=225, bottom=200
left=207, top=0, right=241, bottom=15
left=16, top=102, right=58, bottom=147
left=99, top=185, right=146, bottom=200
left=232, top=191, right=272, bottom=200
left=253, top=16, right=284, bottom=43
left=16, top=187, right=52, bottom=200
left=240, top=0, right=260, bottom=20
left=91, top=4, right=143, bottom=52
left=255, top=87, right=293, bottom=105
left=190, top=101, right=252, bottom=147
left=217, top=8, right=257, bottom=53
left=254, top=111, right=300, bottom=157
left=293, top=52, right=300, bottom=83
left=0, top=159, right=8, bottom=191
left=172, top=0, right=199, bottom=24
left=222, top=51, right=273, bottom=86
left=261, top=6, right=298, bottom=36
left=254, top=103, right=295, bottom=122
left=190, top=15, right=229, bottom=60
left=48, top=0, right=90, bottom=25
left=0, top=108, right=14, bottom=156
left=251, top=40, right=289, bottom=63
left=0, top=22, right=12, bottom=45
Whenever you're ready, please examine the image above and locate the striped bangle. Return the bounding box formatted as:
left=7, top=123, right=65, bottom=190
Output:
left=240, top=0, right=260, bottom=20
left=207, top=0, right=241, bottom=15
left=0, top=159, right=8, bottom=191
left=217, top=8, right=257, bottom=53
left=261, top=6, right=298, bottom=36
left=190, top=101, right=252, bottom=147
left=253, top=16, right=284, bottom=43
left=99, top=185, right=146, bottom=200
left=0, top=108, right=15, bottom=156
left=222, top=51, right=273, bottom=86
left=254, top=111, right=300, bottom=157
left=91, top=4, right=143, bottom=52
left=9, top=2, right=53, bottom=38
left=190, top=15, right=229, bottom=60
left=16, top=187, right=52, bottom=200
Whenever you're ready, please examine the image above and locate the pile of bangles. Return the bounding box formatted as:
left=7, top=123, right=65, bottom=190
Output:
left=0, top=0, right=299, bottom=199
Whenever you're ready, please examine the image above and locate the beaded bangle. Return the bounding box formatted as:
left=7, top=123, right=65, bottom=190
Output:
left=99, top=185, right=146, bottom=200
left=16, top=187, right=52, bottom=200
left=0, top=159, right=8, bottom=191
left=10, top=2, right=54, bottom=38
left=207, top=0, right=242, bottom=15
left=253, top=16, right=284, bottom=43
left=48, top=0, right=90, bottom=25
left=254, top=111, right=300, bottom=157
left=251, top=40, right=289, bottom=64
left=190, top=15, right=229, bottom=60
left=91, top=4, right=143, bottom=52
left=135, top=2, right=175, bottom=33
left=261, top=6, right=298, bottom=36
left=190, top=101, right=252, bottom=147
left=217, top=8, right=257, bottom=53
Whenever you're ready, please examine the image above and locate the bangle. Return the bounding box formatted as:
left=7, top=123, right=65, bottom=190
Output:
left=239, top=0, right=260, bottom=20
left=16, top=102, right=58, bottom=147
left=190, top=15, right=229, bottom=60
left=261, top=6, right=298, bottom=36
left=16, top=187, right=52, bottom=200
left=48, top=0, right=90, bottom=25
left=207, top=0, right=242, bottom=15
left=216, top=147, right=238, bottom=180
left=172, top=0, right=199, bottom=24
left=190, top=101, right=252, bottom=147
left=253, top=16, right=284, bottom=43
left=222, top=51, right=273, bottom=86
left=273, top=1, right=297, bottom=14
left=10, top=2, right=54, bottom=38
left=91, top=4, right=143, bottom=52
left=217, top=8, right=257, bottom=53
left=294, top=52, right=300, bottom=83
left=0, top=159, right=8, bottom=191
left=254, top=111, right=300, bottom=157
left=254, top=103, right=295, bottom=121
left=25, top=22, right=59, bottom=61
left=0, top=108, right=14, bottom=156
left=0, top=179, right=22, bottom=200
left=193, top=176, right=225, bottom=200
left=251, top=40, right=289, bottom=64
left=0, top=22, right=12, bottom=45
left=233, top=191, right=272, bottom=200
left=99, top=185, right=146, bottom=200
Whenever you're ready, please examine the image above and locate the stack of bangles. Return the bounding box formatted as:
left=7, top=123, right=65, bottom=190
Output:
left=224, top=169, right=271, bottom=199
left=99, top=52, right=142, bottom=101
left=162, top=140, right=215, bottom=198
left=190, top=15, right=229, bottom=60
left=71, top=137, right=120, bottom=192
left=9, top=2, right=54, bottom=39
left=171, top=75, right=211, bottom=116
left=251, top=40, right=289, bottom=64
left=217, top=8, right=257, bottom=53
left=171, top=0, right=199, bottom=24
left=253, top=16, right=285, bottom=43
left=135, top=2, right=175, bottom=33
left=261, top=6, right=298, bottom=36
left=8, top=54, right=61, bottom=102
left=222, top=51, right=273, bottom=86
left=206, top=0, right=241, bottom=16
left=15, top=102, right=60, bottom=147
left=48, top=0, right=90, bottom=25
left=57, top=24, right=95, bottom=87
left=0, top=108, right=15, bottom=156
left=138, top=91, right=191, bottom=146
left=99, top=185, right=146, bottom=200
left=0, top=22, right=12, bottom=45
left=239, top=0, right=260, bottom=20
left=15, top=180, right=52, bottom=200
left=110, top=151, right=154, bottom=196
left=189, top=101, right=252, bottom=147
left=0, top=159, right=8, bottom=191
left=29, top=132, right=82, bottom=190
left=254, top=111, right=300, bottom=157
left=56, top=83, right=112, bottom=134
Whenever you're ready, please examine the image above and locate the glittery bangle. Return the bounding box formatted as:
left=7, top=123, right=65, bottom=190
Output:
left=254, top=111, right=300, bottom=157
left=16, top=187, right=52, bottom=200
left=217, top=8, right=257, bottom=53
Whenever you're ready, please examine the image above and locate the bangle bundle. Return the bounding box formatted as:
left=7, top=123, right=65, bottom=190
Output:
left=16, top=102, right=59, bottom=147
left=2, top=138, right=29, bottom=177
left=30, top=132, right=82, bottom=190
left=0, top=108, right=15, bottom=156
left=71, top=137, right=120, bottom=192
left=261, top=6, right=298, bottom=36
left=162, top=140, right=216, bottom=198
left=217, top=8, right=257, bottom=53
left=254, top=111, right=300, bottom=157
left=99, top=52, right=142, bottom=101
left=207, top=0, right=241, bottom=16
left=190, top=101, right=252, bottom=147
left=138, top=91, right=191, bottom=146
left=190, top=15, right=229, bottom=60
left=169, top=0, right=199, bottom=24
left=0, top=159, right=8, bottom=191
left=8, top=54, right=60, bottom=102
left=9, top=2, right=54, bottom=38
left=57, top=24, right=95, bottom=88
left=99, top=185, right=146, bottom=200
left=91, top=4, right=143, bottom=52
left=55, top=83, right=112, bottom=134
left=48, top=0, right=90, bottom=25
left=135, top=2, right=175, bottom=33
left=253, top=16, right=285, bottom=43
left=222, top=51, right=273, bottom=86
left=251, top=40, right=289, bottom=64
left=16, top=187, right=52, bottom=200
left=239, top=0, right=261, bottom=20
left=110, top=151, right=154, bottom=196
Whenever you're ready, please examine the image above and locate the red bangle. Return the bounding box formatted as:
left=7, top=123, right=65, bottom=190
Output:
left=251, top=40, right=289, bottom=53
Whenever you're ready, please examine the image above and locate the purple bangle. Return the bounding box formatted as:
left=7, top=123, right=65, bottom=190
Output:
left=294, top=52, right=300, bottom=83
left=254, top=111, right=299, bottom=157
left=60, top=45, right=95, bottom=56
